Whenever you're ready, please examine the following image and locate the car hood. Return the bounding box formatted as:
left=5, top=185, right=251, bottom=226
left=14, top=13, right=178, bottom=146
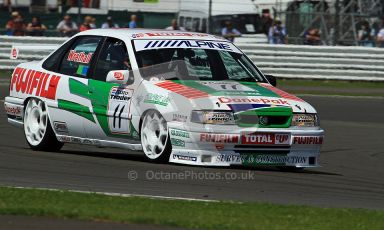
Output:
left=154, top=80, right=316, bottom=114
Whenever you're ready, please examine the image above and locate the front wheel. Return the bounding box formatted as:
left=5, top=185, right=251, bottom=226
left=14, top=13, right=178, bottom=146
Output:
left=140, top=110, right=171, bottom=162
left=24, top=98, right=63, bottom=151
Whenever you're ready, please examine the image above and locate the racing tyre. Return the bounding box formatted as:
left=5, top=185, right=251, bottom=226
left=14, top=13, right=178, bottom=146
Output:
left=24, top=98, right=63, bottom=151
left=140, top=110, right=171, bottom=162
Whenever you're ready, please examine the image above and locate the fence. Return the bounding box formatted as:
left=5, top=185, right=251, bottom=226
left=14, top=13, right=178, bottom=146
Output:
left=1, top=35, right=384, bottom=81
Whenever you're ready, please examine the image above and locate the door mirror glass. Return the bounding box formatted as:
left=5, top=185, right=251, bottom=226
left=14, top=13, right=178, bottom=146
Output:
left=106, top=70, right=130, bottom=84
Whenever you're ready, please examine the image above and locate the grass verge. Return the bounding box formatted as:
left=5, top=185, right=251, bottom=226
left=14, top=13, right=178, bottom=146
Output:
left=0, top=187, right=383, bottom=230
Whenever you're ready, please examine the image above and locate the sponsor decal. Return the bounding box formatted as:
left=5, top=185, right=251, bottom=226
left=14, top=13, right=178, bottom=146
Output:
left=114, top=72, right=124, bottom=81
left=172, top=114, right=188, bottom=122
left=57, top=136, right=71, bottom=143
left=131, top=33, right=145, bottom=38
left=53, top=121, right=68, bottom=133
left=134, top=40, right=241, bottom=53
left=173, top=154, right=197, bottom=162
left=291, top=114, right=316, bottom=127
left=10, top=46, right=19, bottom=59
left=110, top=87, right=132, bottom=101
left=293, top=136, right=323, bottom=145
left=218, top=97, right=290, bottom=105
left=241, top=132, right=290, bottom=145
left=250, top=155, right=306, bottom=164
left=67, top=50, right=93, bottom=64
left=171, top=138, right=185, bottom=147
left=200, top=133, right=240, bottom=143
left=259, top=83, right=303, bottom=102
left=216, top=154, right=307, bottom=164
left=76, top=65, right=89, bottom=76
left=156, top=81, right=209, bottom=99
left=4, top=103, right=22, bottom=116
left=82, top=139, right=93, bottom=145
left=170, top=129, right=190, bottom=138
left=57, top=136, right=98, bottom=145
left=203, top=112, right=234, bottom=124
left=134, top=32, right=209, bottom=38
left=144, top=93, right=170, bottom=106
left=108, top=87, right=134, bottom=134
left=71, top=137, right=82, bottom=144
left=10, top=67, right=60, bottom=100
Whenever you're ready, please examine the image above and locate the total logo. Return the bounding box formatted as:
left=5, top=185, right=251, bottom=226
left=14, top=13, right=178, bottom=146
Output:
left=10, top=67, right=60, bottom=100
left=241, top=132, right=290, bottom=145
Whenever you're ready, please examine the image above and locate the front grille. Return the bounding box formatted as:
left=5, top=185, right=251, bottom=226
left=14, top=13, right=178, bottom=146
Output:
left=236, top=114, right=290, bottom=127
left=265, top=116, right=290, bottom=125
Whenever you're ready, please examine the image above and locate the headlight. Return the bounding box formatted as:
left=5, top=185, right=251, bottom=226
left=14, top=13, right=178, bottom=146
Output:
left=291, top=113, right=319, bottom=127
left=191, top=110, right=235, bottom=125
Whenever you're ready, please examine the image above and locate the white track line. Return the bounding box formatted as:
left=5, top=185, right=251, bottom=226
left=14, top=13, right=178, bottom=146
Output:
left=6, top=186, right=218, bottom=203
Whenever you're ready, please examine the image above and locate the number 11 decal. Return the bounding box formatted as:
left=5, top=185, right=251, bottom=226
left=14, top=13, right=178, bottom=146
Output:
left=108, top=86, right=134, bottom=134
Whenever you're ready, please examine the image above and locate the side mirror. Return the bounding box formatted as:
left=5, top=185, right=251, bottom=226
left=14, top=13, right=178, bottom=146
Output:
left=106, top=70, right=132, bottom=84
left=265, top=74, right=277, bottom=87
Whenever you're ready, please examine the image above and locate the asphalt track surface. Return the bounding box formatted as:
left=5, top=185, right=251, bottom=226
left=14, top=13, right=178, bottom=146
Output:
left=0, top=81, right=383, bottom=209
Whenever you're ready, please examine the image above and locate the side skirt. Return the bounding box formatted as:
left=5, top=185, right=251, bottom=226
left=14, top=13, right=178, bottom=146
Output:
left=56, top=134, right=143, bottom=151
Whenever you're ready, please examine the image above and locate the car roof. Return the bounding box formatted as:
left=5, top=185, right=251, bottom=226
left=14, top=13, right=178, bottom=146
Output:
left=77, top=29, right=228, bottom=42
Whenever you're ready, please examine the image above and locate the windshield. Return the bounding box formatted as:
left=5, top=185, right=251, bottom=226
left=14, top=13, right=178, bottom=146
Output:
left=133, top=40, right=266, bottom=82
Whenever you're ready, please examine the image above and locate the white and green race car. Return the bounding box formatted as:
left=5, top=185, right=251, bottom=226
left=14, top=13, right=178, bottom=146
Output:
left=4, top=29, right=324, bottom=168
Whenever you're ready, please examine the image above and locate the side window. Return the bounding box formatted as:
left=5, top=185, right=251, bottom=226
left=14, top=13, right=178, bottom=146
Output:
left=42, top=39, right=74, bottom=72
left=93, top=37, right=130, bottom=82
left=59, top=36, right=102, bottom=77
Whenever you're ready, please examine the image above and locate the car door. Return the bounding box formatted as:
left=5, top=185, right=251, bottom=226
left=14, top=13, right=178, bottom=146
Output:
left=84, top=37, right=140, bottom=143
left=42, top=35, right=103, bottom=139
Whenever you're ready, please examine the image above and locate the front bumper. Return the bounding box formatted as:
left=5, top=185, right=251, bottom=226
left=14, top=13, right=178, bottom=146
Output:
left=4, top=96, right=24, bottom=128
left=168, top=122, right=324, bottom=167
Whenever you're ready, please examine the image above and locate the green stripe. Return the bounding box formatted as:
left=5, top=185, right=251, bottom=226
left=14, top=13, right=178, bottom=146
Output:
left=57, top=99, right=95, bottom=123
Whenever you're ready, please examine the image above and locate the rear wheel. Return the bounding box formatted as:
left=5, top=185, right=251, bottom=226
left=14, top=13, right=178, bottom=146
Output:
left=24, top=98, right=63, bottom=151
left=140, top=110, right=171, bottom=162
